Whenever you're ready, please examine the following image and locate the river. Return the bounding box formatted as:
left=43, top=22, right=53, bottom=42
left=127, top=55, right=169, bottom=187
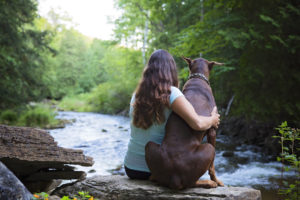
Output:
left=49, top=111, right=293, bottom=199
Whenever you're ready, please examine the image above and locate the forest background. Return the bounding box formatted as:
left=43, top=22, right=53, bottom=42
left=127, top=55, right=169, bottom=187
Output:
left=0, top=0, right=299, bottom=129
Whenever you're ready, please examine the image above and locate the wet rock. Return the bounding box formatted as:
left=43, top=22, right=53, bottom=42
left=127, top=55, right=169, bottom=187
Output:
left=102, top=129, right=108, bottom=132
left=88, top=169, right=96, bottom=173
left=107, top=165, right=124, bottom=175
left=222, top=151, right=234, bottom=157
left=218, top=117, right=279, bottom=157
left=117, top=109, right=129, bottom=117
left=0, top=161, right=33, bottom=200
left=0, top=125, right=94, bottom=193
left=237, top=157, right=250, bottom=164
left=75, top=144, right=90, bottom=148
left=118, top=126, right=124, bottom=129
left=53, top=175, right=261, bottom=200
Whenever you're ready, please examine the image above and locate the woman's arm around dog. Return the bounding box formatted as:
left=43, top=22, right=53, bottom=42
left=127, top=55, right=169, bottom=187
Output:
left=171, top=96, right=220, bottom=131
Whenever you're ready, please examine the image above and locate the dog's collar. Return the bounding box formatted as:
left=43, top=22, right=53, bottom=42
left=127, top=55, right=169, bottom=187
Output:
left=188, top=73, right=210, bottom=85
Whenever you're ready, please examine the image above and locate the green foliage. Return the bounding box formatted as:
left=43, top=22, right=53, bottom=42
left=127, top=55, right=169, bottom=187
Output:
left=33, top=191, right=97, bottom=200
left=273, top=121, right=300, bottom=200
left=0, top=3, right=114, bottom=109
left=0, top=103, right=60, bottom=128
left=18, top=104, right=59, bottom=127
left=58, top=93, right=93, bottom=112
left=115, top=0, right=204, bottom=52
left=88, top=46, right=143, bottom=114
left=74, top=191, right=94, bottom=200
left=0, top=4, right=143, bottom=114
left=178, top=0, right=300, bottom=124
left=41, top=20, right=114, bottom=100
left=115, top=0, right=300, bottom=125
left=2, top=0, right=299, bottom=124
left=0, top=110, right=18, bottom=125
left=41, top=26, right=92, bottom=99
left=32, top=192, right=48, bottom=200
left=0, top=0, right=54, bottom=108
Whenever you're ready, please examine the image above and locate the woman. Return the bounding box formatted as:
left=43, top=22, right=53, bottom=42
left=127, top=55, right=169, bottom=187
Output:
left=124, top=49, right=220, bottom=180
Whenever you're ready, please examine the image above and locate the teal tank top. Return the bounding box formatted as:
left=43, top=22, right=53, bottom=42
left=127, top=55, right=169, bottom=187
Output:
left=124, top=86, right=183, bottom=172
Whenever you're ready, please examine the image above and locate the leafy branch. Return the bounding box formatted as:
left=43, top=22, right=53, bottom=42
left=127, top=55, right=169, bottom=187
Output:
left=273, top=121, right=300, bottom=200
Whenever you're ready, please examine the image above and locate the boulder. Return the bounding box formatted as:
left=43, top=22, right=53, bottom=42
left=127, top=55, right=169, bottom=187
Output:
left=0, top=161, right=33, bottom=200
left=0, top=125, right=94, bottom=193
left=53, top=175, right=261, bottom=200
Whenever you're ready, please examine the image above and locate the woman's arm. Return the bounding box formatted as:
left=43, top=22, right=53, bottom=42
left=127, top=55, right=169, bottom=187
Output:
left=171, top=96, right=220, bottom=131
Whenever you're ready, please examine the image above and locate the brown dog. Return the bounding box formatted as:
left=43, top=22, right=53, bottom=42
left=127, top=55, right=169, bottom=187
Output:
left=145, top=57, right=224, bottom=189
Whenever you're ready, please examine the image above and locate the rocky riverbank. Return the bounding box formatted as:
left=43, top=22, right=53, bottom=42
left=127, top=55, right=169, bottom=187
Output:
left=0, top=162, right=262, bottom=200
left=0, top=124, right=264, bottom=200
left=218, top=117, right=280, bottom=157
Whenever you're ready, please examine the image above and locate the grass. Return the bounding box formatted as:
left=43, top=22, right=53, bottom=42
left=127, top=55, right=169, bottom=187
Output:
left=0, top=103, right=63, bottom=129
left=58, top=93, right=93, bottom=112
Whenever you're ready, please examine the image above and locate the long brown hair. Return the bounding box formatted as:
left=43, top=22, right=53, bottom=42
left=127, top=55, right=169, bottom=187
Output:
left=133, top=49, right=179, bottom=129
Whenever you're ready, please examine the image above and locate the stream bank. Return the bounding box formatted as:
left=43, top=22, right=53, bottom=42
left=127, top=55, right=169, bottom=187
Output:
left=218, top=116, right=280, bottom=157
left=48, top=111, right=296, bottom=199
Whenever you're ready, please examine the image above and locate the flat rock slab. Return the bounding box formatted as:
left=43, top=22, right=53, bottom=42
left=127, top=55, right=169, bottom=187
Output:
left=54, top=175, right=261, bottom=200
left=0, top=125, right=93, bottom=192
left=0, top=125, right=93, bottom=166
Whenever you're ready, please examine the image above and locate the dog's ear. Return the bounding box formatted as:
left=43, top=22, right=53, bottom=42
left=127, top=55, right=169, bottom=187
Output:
left=182, top=56, right=192, bottom=67
left=208, top=61, right=224, bottom=70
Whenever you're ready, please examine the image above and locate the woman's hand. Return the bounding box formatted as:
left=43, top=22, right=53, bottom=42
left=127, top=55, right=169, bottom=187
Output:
left=210, top=106, right=220, bottom=129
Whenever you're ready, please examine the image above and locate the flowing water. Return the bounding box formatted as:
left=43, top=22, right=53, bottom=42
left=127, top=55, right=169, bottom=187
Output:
left=49, top=111, right=294, bottom=200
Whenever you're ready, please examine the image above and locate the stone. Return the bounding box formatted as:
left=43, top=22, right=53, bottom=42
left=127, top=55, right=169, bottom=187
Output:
left=0, top=125, right=93, bottom=166
left=218, top=117, right=279, bottom=156
left=0, top=161, right=33, bottom=200
left=222, top=151, right=234, bottom=157
left=0, top=125, right=94, bottom=192
left=88, top=169, right=96, bottom=173
left=53, top=175, right=261, bottom=200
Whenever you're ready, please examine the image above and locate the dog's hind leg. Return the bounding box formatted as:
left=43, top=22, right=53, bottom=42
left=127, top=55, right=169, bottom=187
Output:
left=169, top=175, right=184, bottom=190
left=145, top=141, right=165, bottom=182
left=207, top=129, right=224, bottom=186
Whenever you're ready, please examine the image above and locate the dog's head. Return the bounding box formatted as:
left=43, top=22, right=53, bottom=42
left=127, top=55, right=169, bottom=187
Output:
left=182, top=56, right=223, bottom=80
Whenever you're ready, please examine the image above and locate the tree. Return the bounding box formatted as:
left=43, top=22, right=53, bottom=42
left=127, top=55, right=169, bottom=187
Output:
left=173, top=0, right=300, bottom=124
left=114, top=0, right=300, bottom=125
left=114, top=0, right=203, bottom=52
left=0, top=0, right=53, bottom=108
